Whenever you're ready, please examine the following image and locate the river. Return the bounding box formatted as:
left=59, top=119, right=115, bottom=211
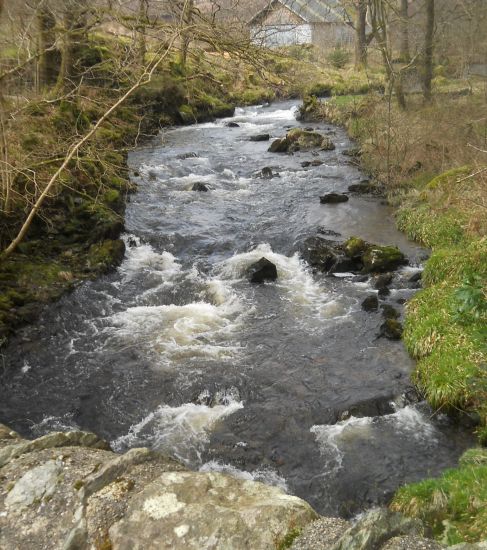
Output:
left=0, top=101, right=472, bottom=516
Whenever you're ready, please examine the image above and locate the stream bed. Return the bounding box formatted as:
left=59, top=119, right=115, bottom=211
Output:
left=0, top=102, right=472, bottom=516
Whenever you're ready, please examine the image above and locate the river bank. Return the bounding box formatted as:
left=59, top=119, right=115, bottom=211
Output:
left=299, top=90, right=486, bottom=544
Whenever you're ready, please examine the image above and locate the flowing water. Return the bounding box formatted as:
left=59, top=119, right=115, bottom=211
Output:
left=0, top=102, right=472, bottom=516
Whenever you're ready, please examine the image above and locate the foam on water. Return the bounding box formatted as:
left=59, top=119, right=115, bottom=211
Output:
left=199, top=460, right=288, bottom=491
left=105, top=299, right=243, bottom=363
left=218, top=243, right=349, bottom=319
left=31, top=414, right=79, bottom=437
left=120, top=239, right=182, bottom=281
left=112, top=395, right=244, bottom=464
left=310, top=405, right=439, bottom=475
left=233, top=105, right=298, bottom=121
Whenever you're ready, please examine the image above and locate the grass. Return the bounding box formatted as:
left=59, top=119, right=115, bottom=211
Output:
left=315, top=82, right=487, bottom=543
left=391, top=448, right=487, bottom=544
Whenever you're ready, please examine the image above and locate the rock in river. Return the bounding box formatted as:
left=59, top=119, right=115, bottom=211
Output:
left=379, top=319, right=403, bottom=340
left=191, top=182, right=210, bottom=192
left=362, top=295, right=379, bottom=312
left=269, top=128, right=335, bottom=153
left=249, top=133, right=270, bottom=142
left=247, top=257, right=278, bottom=283
left=320, top=193, right=349, bottom=204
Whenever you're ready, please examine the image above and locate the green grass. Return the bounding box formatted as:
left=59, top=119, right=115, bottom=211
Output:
left=391, top=449, right=487, bottom=544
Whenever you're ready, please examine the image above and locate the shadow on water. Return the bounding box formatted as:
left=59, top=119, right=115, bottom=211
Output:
left=0, top=101, right=473, bottom=516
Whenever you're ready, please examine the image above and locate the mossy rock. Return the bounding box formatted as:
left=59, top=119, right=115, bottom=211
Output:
left=286, top=128, right=335, bottom=151
left=344, top=236, right=368, bottom=258
left=86, top=239, right=125, bottom=272
left=362, top=245, right=406, bottom=273
left=178, top=104, right=195, bottom=124
left=426, top=166, right=472, bottom=191
left=269, top=137, right=290, bottom=153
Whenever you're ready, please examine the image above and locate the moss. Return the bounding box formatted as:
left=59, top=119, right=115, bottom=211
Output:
left=276, top=527, right=302, bottom=550
left=21, top=132, right=43, bottom=151
left=86, top=239, right=125, bottom=271
left=426, top=166, right=471, bottom=190
left=103, top=189, right=120, bottom=204
left=361, top=245, right=405, bottom=273
left=391, top=448, right=487, bottom=544
left=343, top=236, right=368, bottom=257
left=178, top=104, right=195, bottom=124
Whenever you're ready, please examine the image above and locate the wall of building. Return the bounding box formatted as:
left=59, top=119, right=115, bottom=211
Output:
left=311, top=22, right=354, bottom=50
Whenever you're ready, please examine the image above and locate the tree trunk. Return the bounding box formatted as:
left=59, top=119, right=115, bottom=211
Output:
left=136, top=0, right=148, bottom=66
left=399, top=0, right=410, bottom=63
left=423, top=0, right=435, bottom=103
left=37, top=5, right=57, bottom=89
left=56, top=0, right=87, bottom=91
left=179, top=0, right=194, bottom=68
left=354, top=0, right=368, bottom=69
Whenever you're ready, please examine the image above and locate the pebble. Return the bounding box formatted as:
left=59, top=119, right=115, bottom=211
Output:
left=381, top=535, right=445, bottom=549
left=290, top=517, right=350, bottom=549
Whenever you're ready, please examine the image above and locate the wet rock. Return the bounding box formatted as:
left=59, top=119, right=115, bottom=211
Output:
left=409, top=271, right=423, bottom=283
left=362, top=246, right=406, bottom=273
left=109, top=471, right=318, bottom=550
left=226, top=121, right=240, bottom=127
left=247, top=257, right=278, bottom=283
left=353, top=275, right=369, bottom=283
left=269, top=137, right=290, bottom=153
left=342, top=147, right=362, bottom=158
left=301, top=161, right=312, bottom=167
left=303, top=159, right=324, bottom=167
left=302, top=237, right=340, bottom=272
left=320, top=193, right=349, bottom=204
left=378, top=287, right=391, bottom=298
left=127, top=236, right=138, bottom=248
left=348, top=182, right=382, bottom=195
left=381, top=304, right=400, bottom=319
left=261, top=167, right=275, bottom=179
left=396, top=298, right=407, bottom=305
left=344, top=237, right=368, bottom=258
left=249, top=133, right=270, bottom=142
left=191, top=182, right=209, bottom=192
left=331, top=508, right=424, bottom=550
left=362, top=295, right=379, bottom=312
left=339, top=395, right=397, bottom=420
left=333, top=257, right=358, bottom=273
left=318, top=227, right=341, bottom=237
left=379, top=319, right=403, bottom=340
left=269, top=128, right=335, bottom=153
left=374, top=273, right=394, bottom=290
left=177, top=152, right=199, bottom=160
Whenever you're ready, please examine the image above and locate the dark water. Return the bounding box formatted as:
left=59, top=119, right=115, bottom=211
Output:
left=0, top=102, right=472, bottom=516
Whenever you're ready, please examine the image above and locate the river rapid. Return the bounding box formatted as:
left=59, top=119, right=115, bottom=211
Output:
left=0, top=102, right=472, bottom=516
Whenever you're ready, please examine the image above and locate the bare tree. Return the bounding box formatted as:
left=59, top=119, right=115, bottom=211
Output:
left=422, top=0, right=435, bottom=102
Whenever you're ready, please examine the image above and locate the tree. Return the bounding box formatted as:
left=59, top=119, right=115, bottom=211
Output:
left=37, top=3, right=58, bottom=90
left=399, top=0, right=410, bottom=63
left=423, top=0, right=435, bottom=103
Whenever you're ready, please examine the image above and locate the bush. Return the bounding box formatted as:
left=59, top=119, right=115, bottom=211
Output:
left=327, top=48, right=351, bottom=69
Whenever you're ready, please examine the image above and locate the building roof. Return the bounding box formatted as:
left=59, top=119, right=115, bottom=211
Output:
left=249, top=0, right=347, bottom=25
